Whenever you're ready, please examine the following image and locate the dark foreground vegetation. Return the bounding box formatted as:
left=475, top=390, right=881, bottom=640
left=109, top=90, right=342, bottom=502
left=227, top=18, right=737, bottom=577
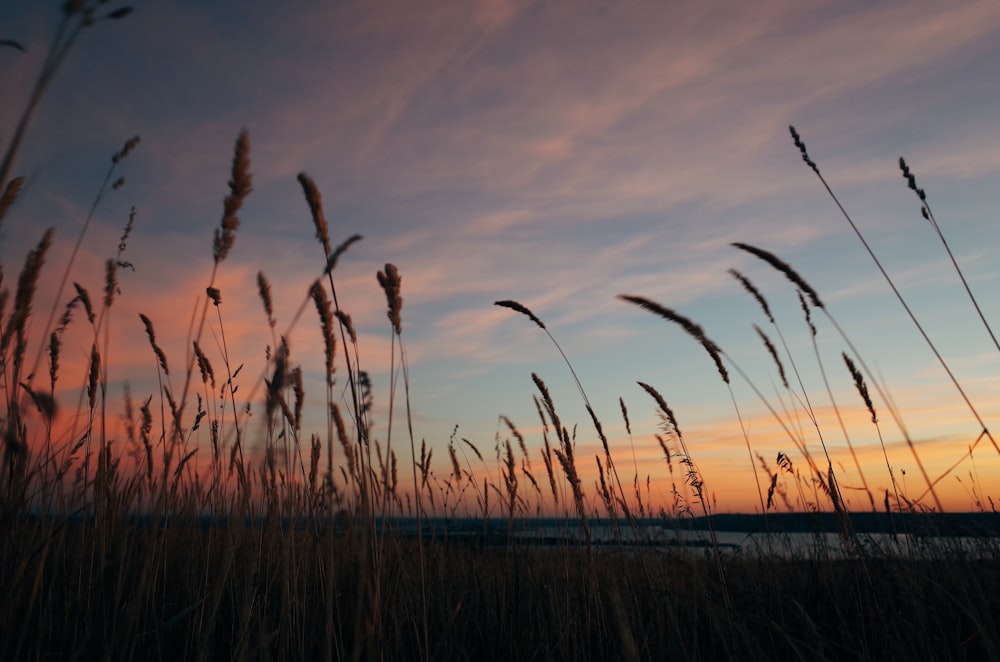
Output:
left=4, top=514, right=1000, bottom=660
left=3, top=4, right=1000, bottom=660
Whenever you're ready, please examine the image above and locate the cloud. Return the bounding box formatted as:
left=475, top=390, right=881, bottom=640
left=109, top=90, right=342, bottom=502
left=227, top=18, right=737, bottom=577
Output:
left=6, top=0, right=1000, bottom=511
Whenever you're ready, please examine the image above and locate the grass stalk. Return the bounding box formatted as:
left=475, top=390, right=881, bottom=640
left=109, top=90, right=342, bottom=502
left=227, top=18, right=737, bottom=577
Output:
left=789, top=126, right=999, bottom=460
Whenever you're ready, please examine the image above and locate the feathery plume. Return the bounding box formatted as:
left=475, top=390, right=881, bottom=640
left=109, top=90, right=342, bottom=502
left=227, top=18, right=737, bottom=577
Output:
left=618, top=295, right=729, bottom=384
left=193, top=341, right=215, bottom=388
left=448, top=442, right=462, bottom=483
left=310, top=281, right=336, bottom=384
left=619, top=397, right=631, bottom=436
left=335, top=310, right=357, bottom=344
left=298, top=173, right=331, bottom=256
left=637, top=382, right=681, bottom=439
left=212, top=129, right=252, bottom=264
left=728, top=268, right=774, bottom=324
left=265, top=338, right=289, bottom=427
left=112, top=135, right=140, bottom=164
left=494, top=299, right=546, bottom=330
left=103, top=259, right=118, bottom=308
left=898, top=157, right=927, bottom=203
left=797, top=290, right=816, bottom=337
left=461, top=437, right=483, bottom=463
left=732, top=242, right=824, bottom=309
left=843, top=353, right=876, bottom=424
left=789, top=125, right=819, bottom=175
left=0, top=176, right=24, bottom=226
left=87, top=343, right=101, bottom=412
left=326, top=234, right=362, bottom=274
left=376, top=263, right=402, bottom=334
left=139, top=313, right=169, bottom=374
left=331, top=403, right=356, bottom=480
left=48, top=331, right=60, bottom=390
left=257, top=271, right=275, bottom=328
left=74, top=282, right=95, bottom=324
left=20, top=382, right=56, bottom=420
left=3, top=228, right=53, bottom=355
left=754, top=324, right=788, bottom=389
left=291, top=366, right=304, bottom=430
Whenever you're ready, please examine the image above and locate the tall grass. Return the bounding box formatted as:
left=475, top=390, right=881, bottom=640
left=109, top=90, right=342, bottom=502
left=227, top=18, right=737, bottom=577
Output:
left=1, top=6, right=999, bottom=659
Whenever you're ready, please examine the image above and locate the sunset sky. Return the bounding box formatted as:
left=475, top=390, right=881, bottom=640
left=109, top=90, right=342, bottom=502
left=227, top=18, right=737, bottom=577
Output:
left=3, top=1, right=1000, bottom=513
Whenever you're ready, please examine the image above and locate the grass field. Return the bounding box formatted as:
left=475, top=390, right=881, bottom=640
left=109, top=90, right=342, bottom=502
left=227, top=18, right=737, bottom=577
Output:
left=3, top=4, right=1000, bottom=660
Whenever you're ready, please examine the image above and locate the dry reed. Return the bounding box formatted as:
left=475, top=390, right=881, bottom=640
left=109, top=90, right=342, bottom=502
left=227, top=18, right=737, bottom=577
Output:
left=212, top=129, right=251, bottom=265
left=618, top=295, right=729, bottom=384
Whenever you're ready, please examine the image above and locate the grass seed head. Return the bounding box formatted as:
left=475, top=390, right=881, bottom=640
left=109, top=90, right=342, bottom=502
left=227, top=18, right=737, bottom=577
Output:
left=326, top=234, right=362, bottom=274
left=844, top=352, right=877, bottom=424
left=256, top=271, right=275, bottom=328
left=213, top=129, right=252, bottom=264
left=732, top=242, right=824, bottom=309
left=309, top=280, right=336, bottom=384
left=74, top=282, right=95, bottom=324
left=103, top=259, right=118, bottom=308
left=376, top=263, right=402, bottom=334
left=0, top=176, right=24, bottom=226
left=789, top=124, right=819, bottom=175
left=637, top=381, right=681, bottom=439
left=729, top=268, right=774, bottom=324
left=111, top=135, right=140, bottom=164
left=797, top=290, right=816, bottom=336
left=494, top=299, right=546, bottom=330
left=754, top=324, right=788, bottom=389
left=298, top=172, right=331, bottom=256
left=193, top=341, right=215, bottom=388
left=139, top=313, right=169, bottom=374
left=618, top=295, right=729, bottom=384
left=87, top=343, right=101, bottom=411
left=898, top=157, right=927, bottom=202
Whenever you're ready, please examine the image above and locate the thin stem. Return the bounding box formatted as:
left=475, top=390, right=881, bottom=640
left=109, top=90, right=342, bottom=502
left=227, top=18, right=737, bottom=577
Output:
left=792, top=127, right=998, bottom=459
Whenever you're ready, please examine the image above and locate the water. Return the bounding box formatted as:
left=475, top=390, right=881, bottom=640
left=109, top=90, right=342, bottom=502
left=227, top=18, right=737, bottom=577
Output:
left=401, top=516, right=1000, bottom=560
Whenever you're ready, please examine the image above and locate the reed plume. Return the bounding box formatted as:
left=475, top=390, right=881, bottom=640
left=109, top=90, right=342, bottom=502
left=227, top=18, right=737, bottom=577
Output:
left=377, top=264, right=402, bottom=335
left=637, top=380, right=731, bottom=612
left=138, top=313, right=169, bottom=374
left=495, top=298, right=631, bottom=516
left=87, top=342, right=100, bottom=413
left=0, top=176, right=24, bottom=227
left=754, top=324, right=787, bottom=389
left=297, top=173, right=331, bottom=256
left=494, top=299, right=545, bottom=329
left=73, top=283, right=95, bottom=324
left=729, top=268, right=774, bottom=323
left=731, top=243, right=823, bottom=309
left=256, top=271, right=275, bottom=329
left=789, top=125, right=999, bottom=465
left=192, top=341, right=215, bottom=388
left=4, top=229, right=53, bottom=351
left=844, top=352, right=901, bottom=511
left=533, top=372, right=590, bottom=547
left=47, top=331, right=60, bottom=391
left=310, top=280, right=336, bottom=386
left=899, top=156, right=1000, bottom=354
left=618, top=295, right=729, bottom=384
left=326, top=234, right=363, bottom=275
left=212, top=129, right=251, bottom=265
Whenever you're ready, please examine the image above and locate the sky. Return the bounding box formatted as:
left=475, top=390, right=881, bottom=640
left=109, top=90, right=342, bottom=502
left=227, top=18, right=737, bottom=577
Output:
left=2, top=0, right=1000, bottom=514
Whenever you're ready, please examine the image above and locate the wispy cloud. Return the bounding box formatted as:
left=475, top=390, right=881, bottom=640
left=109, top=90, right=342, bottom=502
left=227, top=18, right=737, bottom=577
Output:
left=4, top=0, right=1000, bottom=510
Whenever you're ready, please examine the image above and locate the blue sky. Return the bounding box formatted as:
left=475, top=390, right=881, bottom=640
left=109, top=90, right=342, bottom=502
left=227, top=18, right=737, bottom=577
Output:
left=3, top=0, right=1000, bottom=511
